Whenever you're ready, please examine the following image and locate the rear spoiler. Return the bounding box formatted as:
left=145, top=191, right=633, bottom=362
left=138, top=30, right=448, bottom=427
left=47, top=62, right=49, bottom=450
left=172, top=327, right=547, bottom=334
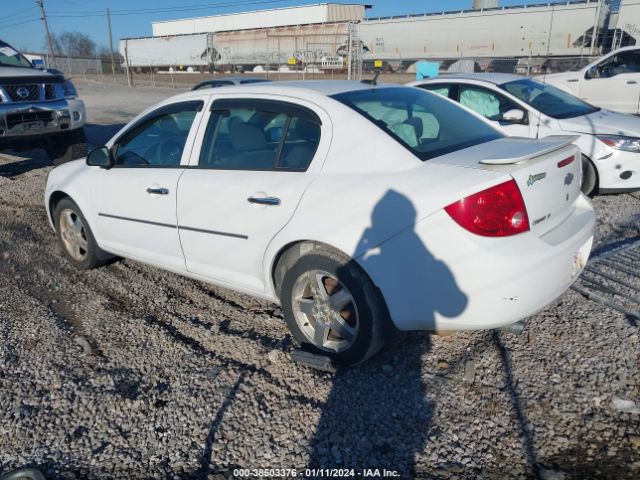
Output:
left=479, top=135, right=579, bottom=165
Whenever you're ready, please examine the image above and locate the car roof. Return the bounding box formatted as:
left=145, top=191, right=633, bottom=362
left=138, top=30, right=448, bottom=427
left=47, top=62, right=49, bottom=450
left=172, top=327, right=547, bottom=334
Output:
left=415, top=73, right=524, bottom=85
left=180, top=80, right=406, bottom=101
left=199, top=76, right=270, bottom=83
left=607, top=45, right=640, bottom=54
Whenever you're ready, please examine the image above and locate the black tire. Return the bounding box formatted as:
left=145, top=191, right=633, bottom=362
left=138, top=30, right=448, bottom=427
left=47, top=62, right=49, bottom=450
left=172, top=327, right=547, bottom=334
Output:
left=280, top=246, right=394, bottom=365
left=46, top=129, right=88, bottom=166
left=581, top=155, right=598, bottom=197
left=53, top=197, right=108, bottom=270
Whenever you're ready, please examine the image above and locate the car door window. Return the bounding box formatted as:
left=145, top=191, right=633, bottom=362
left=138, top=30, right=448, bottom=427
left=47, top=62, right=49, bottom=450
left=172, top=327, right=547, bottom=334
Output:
left=199, top=101, right=321, bottom=171
left=594, top=50, right=640, bottom=78
left=114, top=102, right=201, bottom=167
left=419, top=84, right=453, bottom=99
left=459, top=85, right=521, bottom=122
left=278, top=117, right=321, bottom=170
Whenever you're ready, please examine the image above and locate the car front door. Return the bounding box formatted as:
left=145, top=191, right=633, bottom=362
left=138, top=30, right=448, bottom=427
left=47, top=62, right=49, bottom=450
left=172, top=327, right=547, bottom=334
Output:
left=89, top=100, right=205, bottom=271
left=580, top=49, right=640, bottom=114
left=177, top=98, right=330, bottom=293
left=456, top=83, right=532, bottom=137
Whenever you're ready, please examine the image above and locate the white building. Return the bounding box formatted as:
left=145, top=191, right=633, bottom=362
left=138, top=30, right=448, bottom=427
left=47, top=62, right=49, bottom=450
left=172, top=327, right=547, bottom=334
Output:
left=151, top=3, right=366, bottom=36
left=120, top=1, right=640, bottom=71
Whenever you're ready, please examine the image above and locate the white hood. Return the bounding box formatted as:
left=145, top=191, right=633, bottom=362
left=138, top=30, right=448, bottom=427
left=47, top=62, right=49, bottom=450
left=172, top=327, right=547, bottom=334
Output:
left=558, top=109, right=640, bottom=137
left=538, top=71, right=582, bottom=83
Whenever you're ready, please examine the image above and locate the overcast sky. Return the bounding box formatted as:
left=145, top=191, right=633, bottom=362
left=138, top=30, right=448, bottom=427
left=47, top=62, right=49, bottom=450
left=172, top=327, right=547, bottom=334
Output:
left=1, top=0, right=539, bottom=53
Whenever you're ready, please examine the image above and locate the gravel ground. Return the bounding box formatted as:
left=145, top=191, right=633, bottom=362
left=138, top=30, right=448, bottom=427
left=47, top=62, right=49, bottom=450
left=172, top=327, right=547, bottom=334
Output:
left=0, top=80, right=639, bottom=480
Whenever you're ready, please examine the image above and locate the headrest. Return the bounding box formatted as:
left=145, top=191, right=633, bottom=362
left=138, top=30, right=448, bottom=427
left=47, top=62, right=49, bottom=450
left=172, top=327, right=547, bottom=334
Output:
left=404, top=116, right=423, bottom=139
left=230, top=123, right=267, bottom=151
left=158, top=116, right=181, bottom=134
left=294, top=119, right=319, bottom=140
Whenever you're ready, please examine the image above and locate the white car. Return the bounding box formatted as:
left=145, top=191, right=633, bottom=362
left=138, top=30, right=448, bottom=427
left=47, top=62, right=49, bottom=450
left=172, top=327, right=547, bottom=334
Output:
left=410, top=73, right=640, bottom=195
left=543, top=46, right=640, bottom=114
left=44, top=81, right=595, bottom=364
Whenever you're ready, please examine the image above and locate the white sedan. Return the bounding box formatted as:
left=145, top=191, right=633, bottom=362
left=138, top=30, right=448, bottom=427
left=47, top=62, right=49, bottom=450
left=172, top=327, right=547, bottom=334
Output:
left=44, top=81, right=595, bottom=364
left=410, top=73, right=640, bottom=196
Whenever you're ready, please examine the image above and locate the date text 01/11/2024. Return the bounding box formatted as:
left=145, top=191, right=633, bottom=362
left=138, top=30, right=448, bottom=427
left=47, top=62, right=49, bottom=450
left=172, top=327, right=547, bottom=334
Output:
left=232, top=468, right=401, bottom=478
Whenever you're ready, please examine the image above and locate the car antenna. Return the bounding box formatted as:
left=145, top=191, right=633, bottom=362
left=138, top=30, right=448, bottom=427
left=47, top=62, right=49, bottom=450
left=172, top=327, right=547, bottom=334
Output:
left=361, top=71, right=381, bottom=86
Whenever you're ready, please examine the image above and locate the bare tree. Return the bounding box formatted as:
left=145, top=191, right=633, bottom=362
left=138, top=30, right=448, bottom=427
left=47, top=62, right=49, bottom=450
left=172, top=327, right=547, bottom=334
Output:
left=48, top=31, right=97, bottom=57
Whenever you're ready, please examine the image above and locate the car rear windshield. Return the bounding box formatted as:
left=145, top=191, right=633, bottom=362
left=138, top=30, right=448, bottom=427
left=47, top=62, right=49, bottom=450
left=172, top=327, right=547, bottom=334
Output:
left=500, top=78, right=599, bottom=119
left=331, top=87, right=503, bottom=161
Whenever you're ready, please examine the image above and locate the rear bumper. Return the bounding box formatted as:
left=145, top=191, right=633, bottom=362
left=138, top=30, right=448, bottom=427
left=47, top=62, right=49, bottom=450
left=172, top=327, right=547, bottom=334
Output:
left=0, top=98, right=85, bottom=142
left=358, top=194, right=596, bottom=332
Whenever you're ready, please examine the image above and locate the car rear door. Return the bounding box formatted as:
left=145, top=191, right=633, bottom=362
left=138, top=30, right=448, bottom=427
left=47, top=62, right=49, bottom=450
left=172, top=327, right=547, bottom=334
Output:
left=177, top=97, right=331, bottom=293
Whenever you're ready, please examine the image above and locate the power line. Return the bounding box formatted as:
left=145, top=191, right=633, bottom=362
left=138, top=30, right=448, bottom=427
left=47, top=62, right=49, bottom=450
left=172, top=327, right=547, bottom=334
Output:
left=0, top=16, right=40, bottom=29
left=47, top=0, right=294, bottom=17
left=1, top=5, right=39, bottom=20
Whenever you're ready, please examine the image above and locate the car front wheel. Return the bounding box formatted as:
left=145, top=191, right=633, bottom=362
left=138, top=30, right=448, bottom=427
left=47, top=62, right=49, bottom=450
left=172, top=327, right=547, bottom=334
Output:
left=581, top=155, right=598, bottom=197
left=54, top=197, right=107, bottom=270
left=280, top=246, right=394, bottom=365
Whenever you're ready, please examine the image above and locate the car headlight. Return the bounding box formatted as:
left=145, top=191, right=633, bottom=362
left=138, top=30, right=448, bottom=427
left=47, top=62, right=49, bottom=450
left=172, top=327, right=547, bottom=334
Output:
left=596, top=135, right=640, bottom=153
left=61, top=79, right=77, bottom=99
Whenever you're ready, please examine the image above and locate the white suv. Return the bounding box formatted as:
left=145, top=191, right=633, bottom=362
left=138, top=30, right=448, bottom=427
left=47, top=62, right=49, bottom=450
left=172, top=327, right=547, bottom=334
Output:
left=543, top=46, right=640, bottom=114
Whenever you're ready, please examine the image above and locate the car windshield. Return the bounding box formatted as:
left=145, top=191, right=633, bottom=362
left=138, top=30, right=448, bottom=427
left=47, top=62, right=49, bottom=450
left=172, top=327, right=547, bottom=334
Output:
left=0, top=41, right=33, bottom=68
left=500, top=78, right=599, bottom=119
left=332, top=87, right=502, bottom=161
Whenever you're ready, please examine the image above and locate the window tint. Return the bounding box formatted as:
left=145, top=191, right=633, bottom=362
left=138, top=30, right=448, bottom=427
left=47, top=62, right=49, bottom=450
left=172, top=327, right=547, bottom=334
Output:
left=594, top=50, right=640, bottom=78
left=199, top=103, right=320, bottom=171
left=195, top=80, right=234, bottom=90
left=332, top=87, right=502, bottom=161
left=420, top=84, right=452, bottom=98
left=114, top=104, right=199, bottom=167
left=278, top=117, right=321, bottom=170
left=501, top=78, right=598, bottom=119
left=458, top=85, right=522, bottom=122
left=239, top=79, right=270, bottom=84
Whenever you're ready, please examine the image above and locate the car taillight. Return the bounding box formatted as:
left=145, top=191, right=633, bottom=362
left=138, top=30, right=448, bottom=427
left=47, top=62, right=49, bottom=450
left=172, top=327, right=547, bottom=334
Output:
left=444, top=179, right=530, bottom=237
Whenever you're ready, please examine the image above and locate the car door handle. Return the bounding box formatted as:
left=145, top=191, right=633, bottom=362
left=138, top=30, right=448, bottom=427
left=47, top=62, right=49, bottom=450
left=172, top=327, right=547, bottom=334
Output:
left=247, top=196, right=281, bottom=206
left=627, top=80, right=638, bottom=84
left=146, top=187, right=169, bottom=195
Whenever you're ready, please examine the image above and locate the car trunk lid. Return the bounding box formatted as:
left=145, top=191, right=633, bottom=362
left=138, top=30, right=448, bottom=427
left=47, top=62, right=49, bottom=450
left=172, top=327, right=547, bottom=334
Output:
left=431, top=136, right=582, bottom=237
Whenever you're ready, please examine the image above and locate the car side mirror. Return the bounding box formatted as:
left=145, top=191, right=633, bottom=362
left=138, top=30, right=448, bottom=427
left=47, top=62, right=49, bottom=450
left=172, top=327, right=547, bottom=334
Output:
left=585, top=66, right=597, bottom=80
left=86, top=146, right=114, bottom=169
left=502, top=109, right=526, bottom=124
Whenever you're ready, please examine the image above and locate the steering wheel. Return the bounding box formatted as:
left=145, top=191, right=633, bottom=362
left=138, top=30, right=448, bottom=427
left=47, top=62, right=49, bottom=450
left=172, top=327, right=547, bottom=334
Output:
left=119, top=150, right=149, bottom=166
left=157, top=136, right=184, bottom=165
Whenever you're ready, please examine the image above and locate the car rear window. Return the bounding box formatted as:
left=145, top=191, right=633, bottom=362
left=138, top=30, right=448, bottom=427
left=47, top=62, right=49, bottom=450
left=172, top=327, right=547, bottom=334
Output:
left=332, top=87, right=503, bottom=161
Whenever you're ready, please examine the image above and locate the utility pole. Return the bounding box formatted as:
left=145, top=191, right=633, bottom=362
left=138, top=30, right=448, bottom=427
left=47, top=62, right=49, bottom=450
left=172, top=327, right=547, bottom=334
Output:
left=106, top=8, right=116, bottom=77
left=36, top=0, right=56, bottom=69
left=590, top=0, right=603, bottom=56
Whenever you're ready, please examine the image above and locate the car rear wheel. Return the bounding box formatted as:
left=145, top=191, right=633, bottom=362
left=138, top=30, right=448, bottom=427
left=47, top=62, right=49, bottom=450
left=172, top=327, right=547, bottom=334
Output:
left=280, top=246, right=393, bottom=365
left=54, top=197, right=107, bottom=270
left=581, top=155, right=598, bottom=197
